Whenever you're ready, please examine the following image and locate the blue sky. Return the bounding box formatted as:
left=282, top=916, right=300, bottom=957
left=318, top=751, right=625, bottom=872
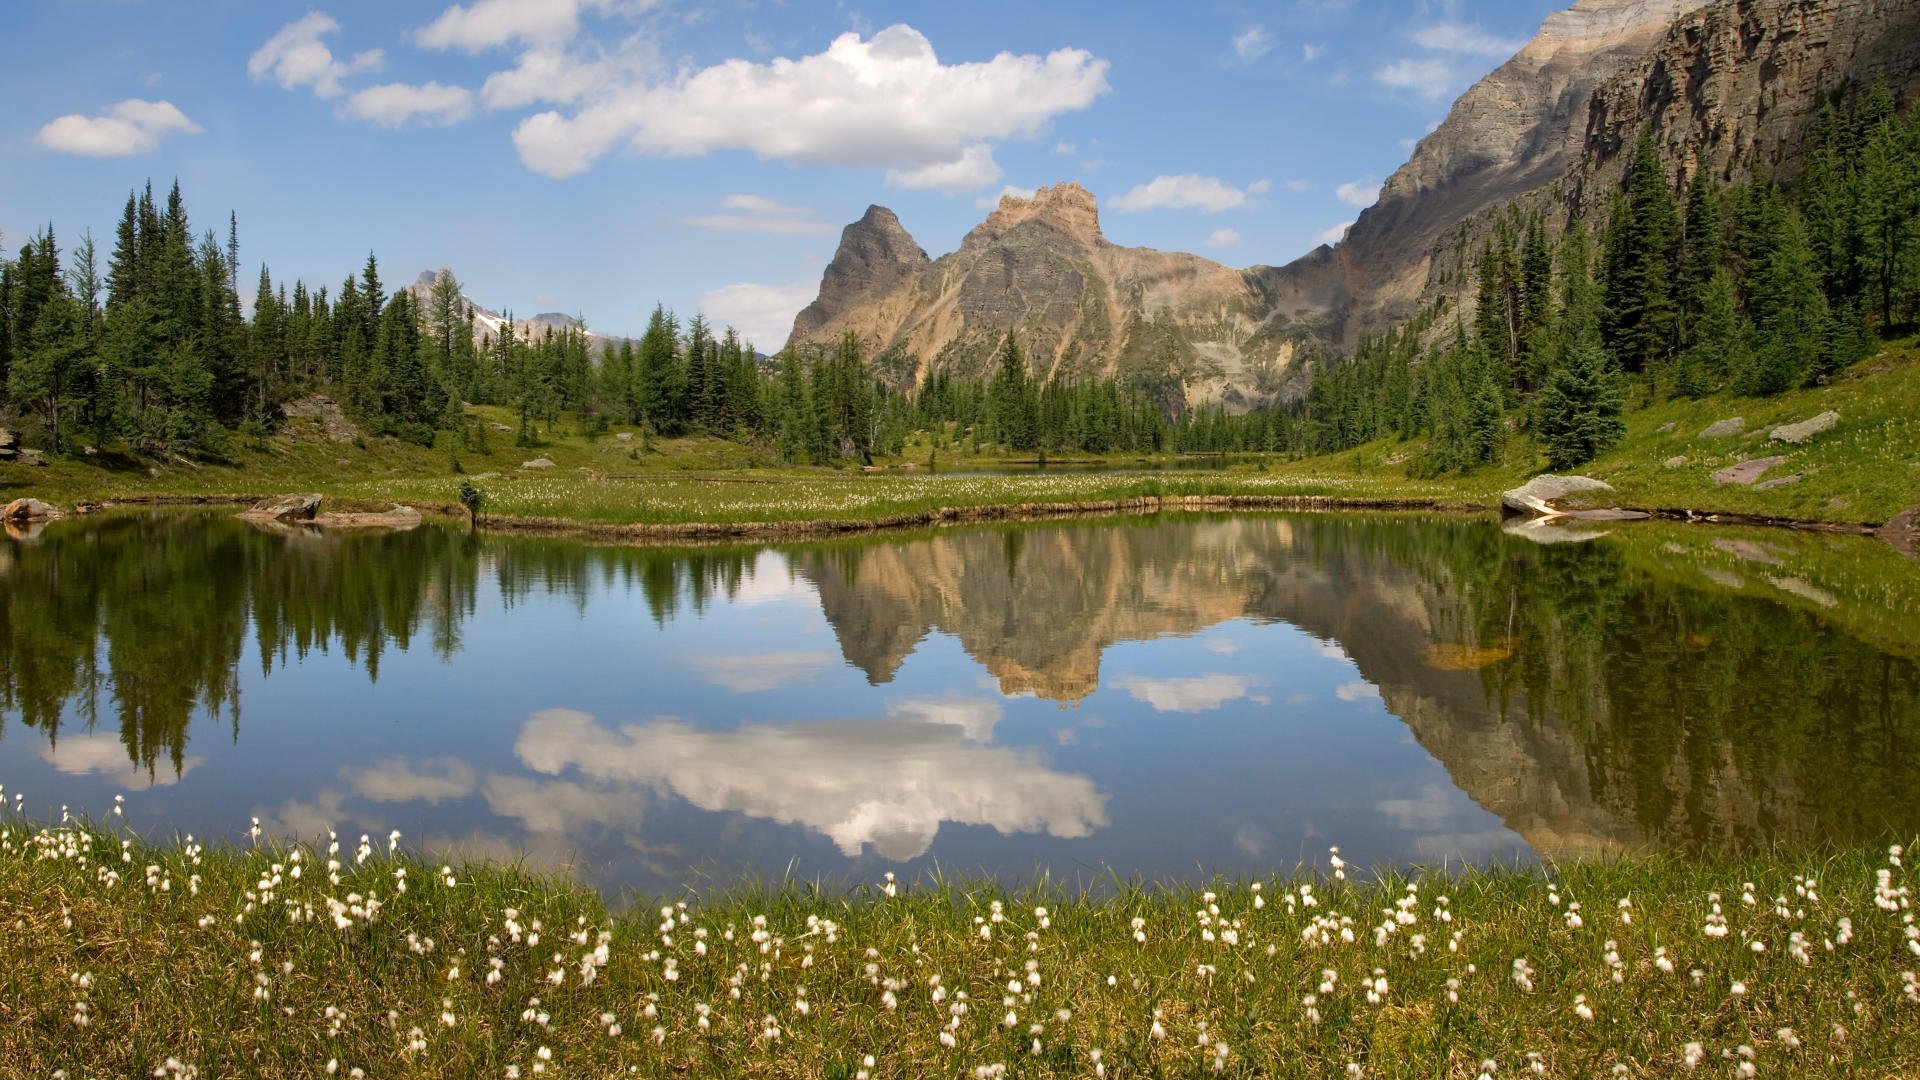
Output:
left=0, top=0, right=1557, bottom=346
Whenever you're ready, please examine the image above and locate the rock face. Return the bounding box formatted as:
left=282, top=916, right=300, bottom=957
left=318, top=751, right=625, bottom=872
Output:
left=787, top=183, right=1300, bottom=410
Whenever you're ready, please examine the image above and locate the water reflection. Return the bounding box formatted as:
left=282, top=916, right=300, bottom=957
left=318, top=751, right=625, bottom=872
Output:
left=3, top=508, right=1918, bottom=895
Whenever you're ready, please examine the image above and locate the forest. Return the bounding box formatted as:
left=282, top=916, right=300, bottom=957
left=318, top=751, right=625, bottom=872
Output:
left=1, top=87, right=1915, bottom=471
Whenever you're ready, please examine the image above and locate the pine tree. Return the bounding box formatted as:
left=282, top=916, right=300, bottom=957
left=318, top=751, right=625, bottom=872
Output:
left=1742, top=210, right=1832, bottom=394
left=1534, top=339, right=1626, bottom=470
left=1601, top=131, right=1681, bottom=373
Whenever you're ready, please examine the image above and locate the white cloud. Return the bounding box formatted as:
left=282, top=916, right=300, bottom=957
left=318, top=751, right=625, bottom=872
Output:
left=1052, top=141, right=1076, bottom=155
left=1111, top=674, right=1253, bottom=713
left=1302, top=43, right=1326, bottom=62
left=342, top=82, right=475, bottom=127
left=416, top=0, right=589, bottom=52
left=39, top=733, right=204, bottom=789
left=481, top=45, right=641, bottom=109
left=1230, top=25, right=1275, bottom=63
left=692, top=649, right=838, bottom=692
left=1335, top=179, right=1380, bottom=207
left=1206, top=228, right=1241, bottom=249
left=512, top=708, right=1107, bottom=860
left=34, top=99, right=203, bottom=157
left=508, top=24, right=1109, bottom=179
left=731, top=551, right=818, bottom=605
left=1111, top=174, right=1261, bottom=213
left=1285, top=178, right=1314, bottom=192
left=1375, top=57, right=1456, bottom=101
left=697, top=280, right=819, bottom=351
left=248, top=13, right=384, bottom=100
left=344, top=757, right=477, bottom=803
left=1411, top=22, right=1525, bottom=58
left=1311, top=220, right=1354, bottom=247
left=685, top=194, right=834, bottom=235
left=885, top=143, right=1002, bottom=192
left=886, top=695, right=1003, bottom=742
left=974, top=183, right=1038, bottom=210
left=1247, top=178, right=1271, bottom=195
left=1335, top=680, right=1382, bottom=702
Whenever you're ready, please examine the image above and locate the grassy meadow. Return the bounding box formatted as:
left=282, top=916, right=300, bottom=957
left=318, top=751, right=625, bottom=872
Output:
left=3, top=799, right=1915, bottom=1078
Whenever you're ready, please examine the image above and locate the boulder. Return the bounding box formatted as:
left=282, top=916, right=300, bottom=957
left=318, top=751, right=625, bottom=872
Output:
left=1710, top=455, right=1786, bottom=486
left=1662, top=455, right=1689, bottom=469
left=521, top=457, right=557, bottom=470
left=240, top=493, right=323, bottom=522
left=1769, top=410, right=1839, bottom=444
left=1753, top=473, right=1801, bottom=491
left=1500, top=474, right=1614, bottom=516
left=3, top=497, right=62, bottom=522
left=1655, top=421, right=1676, bottom=434
left=14, top=448, right=48, bottom=467
left=615, top=432, right=634, bottom=442
left=1700, top=417, right=1745, bottom=438
left=1880, top=506, right=1920, bottom=558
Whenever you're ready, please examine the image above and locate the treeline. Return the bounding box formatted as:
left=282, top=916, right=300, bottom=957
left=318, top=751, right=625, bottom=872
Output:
left=1294, top=84, right=1920, bottom=471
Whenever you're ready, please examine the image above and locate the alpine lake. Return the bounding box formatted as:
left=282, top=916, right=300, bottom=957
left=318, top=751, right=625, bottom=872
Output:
left=4, top=507, right=1918, bottom=901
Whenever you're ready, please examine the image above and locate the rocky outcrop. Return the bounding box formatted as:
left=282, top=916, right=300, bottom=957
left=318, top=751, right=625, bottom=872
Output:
left=3, top=498, right=62, bottom=522
left=787, top=183, right=1301, bottom=410
left=240, top=493, right=323, bottom=523
left=1770, top=411, right=1840, bottom=444
left=1501, top=474, right=1617, bottom=515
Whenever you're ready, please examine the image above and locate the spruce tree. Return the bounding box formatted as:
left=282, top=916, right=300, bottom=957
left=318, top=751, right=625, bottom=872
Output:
left=1601, top=131, right=1681, bottom=373
left=1534, top=339, right=1626, bottom=470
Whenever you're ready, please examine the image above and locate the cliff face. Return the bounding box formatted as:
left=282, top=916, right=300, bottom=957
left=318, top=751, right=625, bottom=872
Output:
left=786, top=183, right=1301, bottom=411
left=789, top=0, right=1920, bottom=387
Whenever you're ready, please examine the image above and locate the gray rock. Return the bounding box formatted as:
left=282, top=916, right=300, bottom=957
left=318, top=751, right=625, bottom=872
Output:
left=1500, top=474, right=1615, bottom=516
left=1711, top=455, right=1787, bottom=486
left=14, top=448, right=48, bottom=467
left=1700, top=417, right=1745, bottom=438
left=1663, top=455, right=1689, bottom=469
left=1753, top=473, right=1801, bottom=491
left=615, top=432, right=634, bottom=442
left=3, top=497, right=62, bottom=521
left=240, top=493, right=323, bottom=522
left=0, top=428, right=15, bottom=450
left=314, top=504, right=423, bottom=529
left=521, top=457, right=557, bottom=470
left=1769, top=410, right=1839, bottom=444
left=1656, top=422, right=1677, bottom=434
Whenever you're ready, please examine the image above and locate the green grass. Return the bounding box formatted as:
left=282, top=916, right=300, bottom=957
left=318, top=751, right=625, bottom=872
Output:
left=7, top=340, right=1919, bottom=533
left=4, top=803, right=1916, bottom=1078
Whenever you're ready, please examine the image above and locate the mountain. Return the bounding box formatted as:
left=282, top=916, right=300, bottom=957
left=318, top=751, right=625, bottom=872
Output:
left=787, top=183, right=1304, bottom=411
left=789, top=0, right=1920, bottom=397
left=406, top=270, right=614, bottom=347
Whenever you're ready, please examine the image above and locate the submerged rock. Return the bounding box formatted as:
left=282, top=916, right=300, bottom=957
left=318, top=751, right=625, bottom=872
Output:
left=240, top=493, right=323, bottom=522
left=1769, top=410, right=1839, bottom=444
left=1500, top=474, right=1615, bottom=516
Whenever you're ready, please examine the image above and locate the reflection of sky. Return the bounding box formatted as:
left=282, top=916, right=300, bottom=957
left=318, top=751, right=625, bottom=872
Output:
left=0, top=535, right=1523, bottom=895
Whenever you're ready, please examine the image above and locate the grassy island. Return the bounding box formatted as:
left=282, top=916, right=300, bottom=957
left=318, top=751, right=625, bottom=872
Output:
left=4, top=802, right=1916, bottom=1078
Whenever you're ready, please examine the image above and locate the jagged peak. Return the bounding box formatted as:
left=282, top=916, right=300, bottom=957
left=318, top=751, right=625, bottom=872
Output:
left=1519, top=0, right=1703, bottom=64
left=968, top=181, right=1103, bottom=248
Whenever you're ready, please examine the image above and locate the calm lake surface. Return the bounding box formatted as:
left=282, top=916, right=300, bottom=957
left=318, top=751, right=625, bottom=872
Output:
left=3, top=509, right=1918, bottom=898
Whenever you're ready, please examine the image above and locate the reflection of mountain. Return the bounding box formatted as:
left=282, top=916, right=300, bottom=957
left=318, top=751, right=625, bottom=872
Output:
left=796, top=518, right=1920, bottom=861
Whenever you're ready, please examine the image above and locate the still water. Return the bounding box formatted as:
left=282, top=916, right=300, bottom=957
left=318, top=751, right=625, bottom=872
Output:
left=3, top=510, right=1917, bottom=897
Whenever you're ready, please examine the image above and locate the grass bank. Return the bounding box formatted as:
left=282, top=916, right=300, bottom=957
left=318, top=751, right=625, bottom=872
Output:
left=6, top=340, right=1918, bottom=536
left=4, top=802, right=1916, bottom=1078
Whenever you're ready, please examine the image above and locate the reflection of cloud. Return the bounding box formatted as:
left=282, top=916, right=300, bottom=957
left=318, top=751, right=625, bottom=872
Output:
left=1335, top=681, right=1381, bottom=702
left=1313, top=639, right=1349, bottom=661
left=885, top=695, right=1001, bottom=742
left=344, top=757, right=477, bottom=803
left=732, top=553, right=819, bottom=605
left=513, top=708, right=1106, bottom=861
left=691, top=650, right=838, bottom=692
left=1376, top=784, right=1465, bottom=830
left=40, top=734, right=204, bottom=790
left=1233, top=822, right=1276, bottom=860
left=483, top=774, right=649, bottom=835
left=1111, top=674, right=1252, bottom=713
left=1203, top=638, right=1241, bottom=655
left=254, top=787, right=356, bottom=842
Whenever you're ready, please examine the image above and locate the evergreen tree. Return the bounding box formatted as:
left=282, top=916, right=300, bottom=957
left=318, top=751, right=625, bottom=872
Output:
left=1534, top=339, right=1626, bottom=470
left=1601, top=131, right=1681, bottom=374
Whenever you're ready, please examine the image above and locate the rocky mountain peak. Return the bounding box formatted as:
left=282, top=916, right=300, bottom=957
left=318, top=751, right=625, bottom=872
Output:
left=789, top=204, right=930, bottom=343
left=967, top=181, right=1104, bottom=250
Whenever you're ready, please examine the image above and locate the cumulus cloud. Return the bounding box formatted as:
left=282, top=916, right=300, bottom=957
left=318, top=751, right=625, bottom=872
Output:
left=481, top=45, right=643, bottom=109
left=1111, top=674, right=1253, bottom=713
left=343, top=757, right=478, bottom=804
left=1230, top=25, right=1275, bottom=63
left=885, top=695, right=1002, bottom=743
left=342, top=82, right=475, bottom=127
left=512, top=708, right=1107, bottom=860
left=1411, top=22, right=1525, bottom=58
left=685, top=194, right=834, bottom=235
left=1335, top=680, right=1382, bottom=702
left=416, top=0, right=592, bottom=52
left=974, top=183, right=1038, bottom=210
left=1335, top=179, right=1380, bottom=207
left=508, top=24, right=1109, bottom=180
left=39, top=733, right=204, bottom=789
left=248, top=13, right=384, bottom=99
left=1375, top=56, right=1456, bottom=101
left=1311, top=220, right=1354, bottom=247
left=697, top=281, right=818, bottom=351
left=1111, top=174, right=1262, bottom=213
left=34, top=99, right=203, bottom=157
left=1206, top=228, right=1241, bottom=249
left=730, top=551, right=819, bottom=605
